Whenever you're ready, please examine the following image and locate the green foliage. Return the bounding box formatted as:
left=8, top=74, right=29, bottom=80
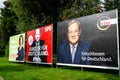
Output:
left=58, top=0, right=102, bottom=21
left=103, top=0, right=120, bottom=11
left=10, top=0, right=58, bottom=32
left=5, top=43, right=9, bottom=57
left=0, top=0, right=17, bottom=55
left=102, top=0, right=120, bottom=28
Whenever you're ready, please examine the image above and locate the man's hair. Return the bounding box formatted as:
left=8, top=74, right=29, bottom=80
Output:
left=67, top=19, right=81, bottom=32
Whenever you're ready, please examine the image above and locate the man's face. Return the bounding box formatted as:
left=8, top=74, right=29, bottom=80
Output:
left=35, top=29, right=40, bottom=41
left=67, top=22, right=81, bottom=45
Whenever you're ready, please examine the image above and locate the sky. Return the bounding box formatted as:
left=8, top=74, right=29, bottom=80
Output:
left=0, top=0, right=6, bottom=8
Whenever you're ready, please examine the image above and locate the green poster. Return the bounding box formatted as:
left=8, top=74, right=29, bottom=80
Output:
left=9, top=33, right=25, bottom=62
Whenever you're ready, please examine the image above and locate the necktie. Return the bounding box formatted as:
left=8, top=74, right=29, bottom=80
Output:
left=72, top=46, right=75, bottom=63
left=37, top=42, right=40, bottom=57
left=36, top=42, right=40, bottom=57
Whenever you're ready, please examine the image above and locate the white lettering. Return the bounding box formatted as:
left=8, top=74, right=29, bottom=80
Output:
left=45, top=26, right=52, bottom=32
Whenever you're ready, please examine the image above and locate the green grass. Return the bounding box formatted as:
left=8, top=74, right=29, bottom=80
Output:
left=0, top=57, right=120, bottom=80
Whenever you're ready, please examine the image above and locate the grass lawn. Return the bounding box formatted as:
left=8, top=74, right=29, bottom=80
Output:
left=0, top=57, right=120, bottom=80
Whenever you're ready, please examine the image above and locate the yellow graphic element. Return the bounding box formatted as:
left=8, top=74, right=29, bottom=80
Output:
left=97, top=16, right=111, bottom=31
left=97, top=24, right=110, bottom=31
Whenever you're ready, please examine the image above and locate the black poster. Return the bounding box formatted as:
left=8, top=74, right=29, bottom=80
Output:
left=57, top=10, right=119, bottom=69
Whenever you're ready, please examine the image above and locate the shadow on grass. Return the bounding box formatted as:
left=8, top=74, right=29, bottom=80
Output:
left=0, top=62, right=36, bottom=72
left=0, top=60, right=54, bottom=72
left=0, top=65, right=27, bottom=72
left=57, top=65, right=119, bottom=75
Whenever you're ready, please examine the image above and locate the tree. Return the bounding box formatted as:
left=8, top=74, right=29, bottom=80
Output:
left=102, top=0, right=120, bottom=11
left=102, top=0, right=120, bottom=27
left=0, top=0, right=17, bottom=56
left=58, top=0, right=102, bottom=21
left=10, top=0, right=58, bottom=33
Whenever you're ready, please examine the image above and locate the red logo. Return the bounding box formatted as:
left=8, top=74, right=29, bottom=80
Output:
left=97, top=16, right=111, bottom=30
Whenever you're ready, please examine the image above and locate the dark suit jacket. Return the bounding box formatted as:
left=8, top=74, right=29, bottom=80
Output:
left=16, top=47, right=24, bottom=61
left=28, top=40, right=47, bottom=62
left=58, top=40, right=91, bottom=65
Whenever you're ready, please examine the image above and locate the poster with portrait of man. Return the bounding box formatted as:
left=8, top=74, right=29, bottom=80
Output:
left=57, top=9, right=119, bottom=70
left=9, top=33, right=25, bottom=62
left=26, top=24, right=53, bottom=64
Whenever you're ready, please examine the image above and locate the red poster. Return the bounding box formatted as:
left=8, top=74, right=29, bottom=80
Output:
left=26, top=24, right=53, bottom=64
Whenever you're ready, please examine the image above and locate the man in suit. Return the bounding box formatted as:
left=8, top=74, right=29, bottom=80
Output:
left=58, top=19, right=91, bottom=64
left=28, top=28, right=47, bottom=63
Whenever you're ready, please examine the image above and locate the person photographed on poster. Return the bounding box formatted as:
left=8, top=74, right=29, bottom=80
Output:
left=58, top=19, right=91, bottom=64
left=28, top=28, right=47, bottom=63
left=16, top=35, right=24, bottom=61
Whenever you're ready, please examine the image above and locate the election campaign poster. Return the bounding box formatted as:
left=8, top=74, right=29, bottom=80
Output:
left=57, top=9, right=119, bottom=70
left=9, top=33, right=25, bottom=62
left=26, top=24, right=53, bottom=64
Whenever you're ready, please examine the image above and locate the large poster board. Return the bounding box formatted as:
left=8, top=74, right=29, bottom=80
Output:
left=26, top=24, right=53, bottom=64
left=57, top=10, right=119, bottom=70
left=9, top=33, right=25, bottom=62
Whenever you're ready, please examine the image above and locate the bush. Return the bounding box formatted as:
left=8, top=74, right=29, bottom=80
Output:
left=5, top=43, right=9, bottom=57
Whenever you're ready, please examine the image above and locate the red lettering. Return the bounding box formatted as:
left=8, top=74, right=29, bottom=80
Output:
left=100, top=21, right=110, bottom=26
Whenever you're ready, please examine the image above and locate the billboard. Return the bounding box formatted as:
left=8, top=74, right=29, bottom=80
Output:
left=26, top=24, right=53, bottom=64
left=57, top=10, right=119, bottom=69
left=9, top=33, right=25, bottom=62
